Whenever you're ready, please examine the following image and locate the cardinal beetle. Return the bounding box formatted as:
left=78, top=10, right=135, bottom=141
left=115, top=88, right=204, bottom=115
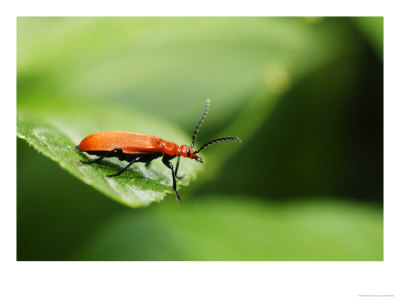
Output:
left=77, top=99, right=241, bottom=202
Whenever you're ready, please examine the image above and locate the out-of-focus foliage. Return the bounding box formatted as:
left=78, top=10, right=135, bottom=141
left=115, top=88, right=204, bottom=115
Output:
left=354, top=17, right=383, bottom=58
left=17, top=17, right=383, bottom=260
left=76, top=196, right=382, bottom=261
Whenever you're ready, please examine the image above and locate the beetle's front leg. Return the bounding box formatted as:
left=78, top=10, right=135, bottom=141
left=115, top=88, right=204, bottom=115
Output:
left=162, top=156, right=181, bottom=203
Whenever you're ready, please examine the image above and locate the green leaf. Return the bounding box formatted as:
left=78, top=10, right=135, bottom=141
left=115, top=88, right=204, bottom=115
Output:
left=73, top=196, right=383, bottom=260
left=17, top=106, right=203, bottom=208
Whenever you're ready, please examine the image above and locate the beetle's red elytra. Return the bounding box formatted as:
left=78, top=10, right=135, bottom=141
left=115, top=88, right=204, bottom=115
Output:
left=77, top=99, right=241, bottom=202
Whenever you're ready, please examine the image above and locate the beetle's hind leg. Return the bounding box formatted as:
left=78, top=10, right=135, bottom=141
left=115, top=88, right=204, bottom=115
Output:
left=79, top=148, right=122, bottom=164
left=106, top=156, right=141, bottom=178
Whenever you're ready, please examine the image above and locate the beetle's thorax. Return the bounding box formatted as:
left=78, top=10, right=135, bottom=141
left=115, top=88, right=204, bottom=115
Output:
left=160, top=140, right=179, bottom=156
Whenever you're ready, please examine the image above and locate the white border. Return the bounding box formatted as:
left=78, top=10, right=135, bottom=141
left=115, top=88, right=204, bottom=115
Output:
left=2, top=1, right=399, bottom=299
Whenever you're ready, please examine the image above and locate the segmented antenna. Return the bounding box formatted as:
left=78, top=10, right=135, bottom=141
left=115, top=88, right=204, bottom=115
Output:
left=190, top=99, right=210, bottom=148
left=194, top=137, right=241, bottom=154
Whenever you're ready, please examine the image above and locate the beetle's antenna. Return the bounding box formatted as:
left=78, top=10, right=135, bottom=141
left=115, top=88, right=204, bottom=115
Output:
left=194, top=137, right=241, bottom=153
left=190, top=99, right=210, bottom=148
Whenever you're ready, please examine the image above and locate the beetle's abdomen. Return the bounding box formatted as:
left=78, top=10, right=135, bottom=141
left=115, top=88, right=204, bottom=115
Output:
left=78, top=131, right=163, bottom=154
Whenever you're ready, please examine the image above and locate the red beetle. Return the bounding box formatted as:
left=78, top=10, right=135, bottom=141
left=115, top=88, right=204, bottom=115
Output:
left=77, top=99, right=240, bottom=202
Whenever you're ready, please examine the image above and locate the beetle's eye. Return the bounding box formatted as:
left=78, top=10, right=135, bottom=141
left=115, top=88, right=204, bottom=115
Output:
left=187, top=149, right=190, bottom=157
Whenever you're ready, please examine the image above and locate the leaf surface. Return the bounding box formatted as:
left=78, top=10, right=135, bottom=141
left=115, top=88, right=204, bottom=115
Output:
left=17, top=106, right=202, bottom=207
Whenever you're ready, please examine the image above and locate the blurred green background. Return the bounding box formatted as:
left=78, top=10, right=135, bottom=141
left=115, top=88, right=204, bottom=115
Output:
left=17, top=17, right=383, bottom=260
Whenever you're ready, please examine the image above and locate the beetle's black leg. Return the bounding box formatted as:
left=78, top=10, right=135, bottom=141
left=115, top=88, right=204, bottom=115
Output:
left=106, top=156, right=141, bottom=178
left=162, top=156, right=181, bottom=203
left=174, top=156, right=180, bottom=175
left=174, top=156, right=185, bottom=180
left=80, top=148, right=122, bottom=164
left=145, top=161, right=151, bottom=168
